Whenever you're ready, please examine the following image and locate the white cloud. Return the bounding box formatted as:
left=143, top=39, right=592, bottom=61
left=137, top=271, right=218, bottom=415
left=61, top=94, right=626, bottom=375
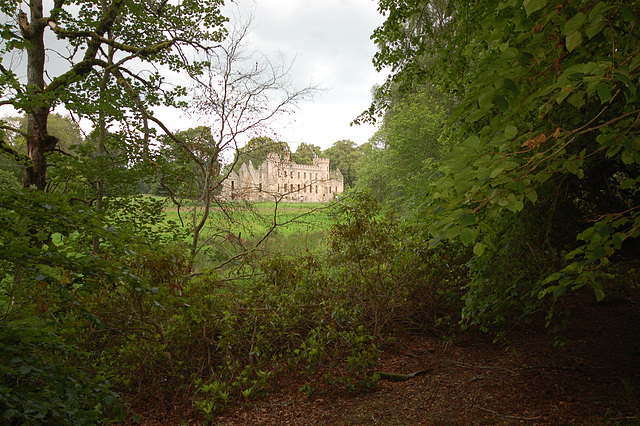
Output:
left=224, top=0, right=386, bottom=150
left=2, top=1, right=387, bottom=152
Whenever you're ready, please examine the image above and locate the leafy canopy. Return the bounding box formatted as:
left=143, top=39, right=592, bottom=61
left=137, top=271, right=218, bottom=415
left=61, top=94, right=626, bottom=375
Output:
left=371, top=0, right=640, bottom=322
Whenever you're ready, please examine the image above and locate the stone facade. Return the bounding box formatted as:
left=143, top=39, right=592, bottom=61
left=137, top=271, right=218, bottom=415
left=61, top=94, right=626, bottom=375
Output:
left=221, top=152, right=344, bottom=202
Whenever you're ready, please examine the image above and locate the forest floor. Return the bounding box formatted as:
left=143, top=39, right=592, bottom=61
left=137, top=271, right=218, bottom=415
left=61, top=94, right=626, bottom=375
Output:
left=122, top=291, right=640, bottom=425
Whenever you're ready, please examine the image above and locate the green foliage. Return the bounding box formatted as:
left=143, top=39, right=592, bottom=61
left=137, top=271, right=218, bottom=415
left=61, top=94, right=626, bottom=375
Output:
left=322, top=326, right=381, bottom=394
left=357, top=85, right=453, bottom=212
left=370, top=0, right=640, bottom=330
left=0, top=169, right=19, bottom=191
left=49, top=129, right=156, bottom=202
left=0, top=189, right=111, bottom=296
left=430, top=0, right=640, bottom=307
left=195, top=379, right=231, bottom=418
left=0, top=189, right=465, bottom=422
left=291, top=142, right=323, bottom=165
left=0, top=0, right=227, bottom=190
left=0, top=321, right=123, bottom=425
left=321, top=140, right=364, bottom=188
left=329, top=191, right=464, bottom=334
left=233, top=137, right=291, bottom=172
left=356, top=0, right=466, bottom=125
left=0, top=182, right=184, bottom=422
left=460, top=206, right=561, bottom=330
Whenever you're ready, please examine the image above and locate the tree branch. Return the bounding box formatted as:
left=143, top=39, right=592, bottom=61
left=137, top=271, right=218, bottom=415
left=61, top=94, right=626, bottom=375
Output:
left=51, top=24, right=176, bottom=58
left=0, top=139, right=30, bottom=165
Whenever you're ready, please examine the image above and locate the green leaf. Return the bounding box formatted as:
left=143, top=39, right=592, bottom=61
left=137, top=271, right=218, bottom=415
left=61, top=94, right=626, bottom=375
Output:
left=597, top=82, right=612, bottom=104
left=620, top=178, right=636, bottom=190
left=525, top=188, right=538, bottom=203
left=556, top=85, right=574, bottom=103
left=461, top=135, right=481, bottom=148
left=490, top=166, right=505, bottom=178
left=504, top=125, right=518, bottom=140
left=523, top=0, right=546, bottom=16
left=460, top=228, right=476, bottom=245
left=616, top=71, right=632, bottom=86
left=428, top=233, right=444, bottom=248
left=562, top=13, right=587, bottom=36
left=503, top=78, right=519, bottom=93
left=565, top=31, right=583, bottom=52
left=466, top=108, right=487, bottom=123
left=630, top=55, right=640, bottom=72
left=473, top=242, right=486, bottom=256
left=594, top=285, right=605, bottom=302
left=588, top=2, right=607, bottom=22
left=567, top=91, right=585, bottom=109
left=494, top=95, right=509, bottom=112
left=585, top=17, right=605, bottom=39
left=591, top=246, right=607, bottom=260
left=507, top=198, right=524, bottom=213
left=620, top=5, right=635, bottom=24
left=458, top=212, right=476, bottom=226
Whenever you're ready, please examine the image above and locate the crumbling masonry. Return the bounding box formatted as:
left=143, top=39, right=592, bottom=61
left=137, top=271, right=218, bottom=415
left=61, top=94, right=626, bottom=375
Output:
left=221, top=152, right=344, bottom=202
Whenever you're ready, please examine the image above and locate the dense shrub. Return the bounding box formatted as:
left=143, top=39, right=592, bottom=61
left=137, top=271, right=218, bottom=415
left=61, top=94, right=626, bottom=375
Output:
left=328, top=191, right=467, bottom=335
left=0, top=321, right=123, bottom=425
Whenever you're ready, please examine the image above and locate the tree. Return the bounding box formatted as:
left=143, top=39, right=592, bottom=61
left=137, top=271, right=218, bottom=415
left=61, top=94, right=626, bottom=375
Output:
left=232, top=136, right=291, bottom=172
left=371, top=0, right=640, bottom=327
left=158, top=13, right=314, bottom=269
left=291, top=142, right=322, bottom=165
left=356, top=85, right=452, bottom=211
left=355, top=0, right=464, bottom=126
left=0, top=113, right=84, bottom=183
left=322, top=140, right=364, bottom=188
left=0, top=0, right=226, bottom=190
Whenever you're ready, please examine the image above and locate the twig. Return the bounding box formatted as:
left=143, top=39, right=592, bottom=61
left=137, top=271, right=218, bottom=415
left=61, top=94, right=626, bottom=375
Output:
left=446, top=359, right=516, bottom=375
left=478, top=406, right=541, bottom=421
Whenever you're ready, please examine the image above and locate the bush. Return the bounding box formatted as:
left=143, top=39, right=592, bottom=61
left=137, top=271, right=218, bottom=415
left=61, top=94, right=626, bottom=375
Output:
left=328, top=191, right=465, bottom=335
left=0, top=321, right=123, bottom=425
left=0, top=169, right=19, bottom=191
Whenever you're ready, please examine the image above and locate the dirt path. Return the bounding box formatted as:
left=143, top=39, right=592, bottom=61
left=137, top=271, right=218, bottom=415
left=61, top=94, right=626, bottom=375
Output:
left=124, top=293, right=640, bottom=424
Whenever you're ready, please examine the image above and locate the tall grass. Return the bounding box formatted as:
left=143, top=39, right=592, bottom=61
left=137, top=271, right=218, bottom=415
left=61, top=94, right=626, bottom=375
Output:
left=158, top=197, right=334, bottom=269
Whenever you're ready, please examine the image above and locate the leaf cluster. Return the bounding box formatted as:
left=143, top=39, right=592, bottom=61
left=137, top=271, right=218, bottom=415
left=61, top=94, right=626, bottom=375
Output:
left=368, top=0, right=640, bottom=330
left=0, top=320, right=123, bottom=424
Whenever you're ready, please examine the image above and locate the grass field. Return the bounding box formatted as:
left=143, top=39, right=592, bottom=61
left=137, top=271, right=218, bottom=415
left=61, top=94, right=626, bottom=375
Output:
left=160, top=199, right=335, bottom=266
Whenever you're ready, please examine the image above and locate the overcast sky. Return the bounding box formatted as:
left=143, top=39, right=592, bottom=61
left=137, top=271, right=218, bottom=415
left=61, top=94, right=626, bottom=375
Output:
left=2, top=0, right=387, bottom=152
left=221, top=0, right=388, bottom=151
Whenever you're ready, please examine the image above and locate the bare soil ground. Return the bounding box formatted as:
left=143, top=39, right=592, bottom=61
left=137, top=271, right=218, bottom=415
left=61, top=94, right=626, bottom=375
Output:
left=122, top=291, right=640, bottom=425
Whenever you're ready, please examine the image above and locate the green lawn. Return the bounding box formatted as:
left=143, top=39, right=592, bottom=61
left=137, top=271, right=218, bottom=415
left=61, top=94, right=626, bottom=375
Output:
left=159, top=199, right=335, bottom=264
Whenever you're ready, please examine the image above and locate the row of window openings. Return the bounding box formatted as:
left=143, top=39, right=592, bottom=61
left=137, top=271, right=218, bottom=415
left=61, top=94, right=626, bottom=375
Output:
left=283, top=171, right=322, bottom=180
left=279, top=184, right=320, bottom=193
left=231, top=181, right=336, bottom=194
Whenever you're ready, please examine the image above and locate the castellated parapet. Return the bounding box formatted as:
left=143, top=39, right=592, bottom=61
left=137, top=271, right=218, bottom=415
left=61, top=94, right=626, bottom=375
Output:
left=221, top=153, right=343, bottom=202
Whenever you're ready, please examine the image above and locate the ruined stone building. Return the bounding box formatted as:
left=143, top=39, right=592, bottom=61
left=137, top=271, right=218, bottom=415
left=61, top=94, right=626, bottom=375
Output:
left=221, top=152, right=344, bottom=202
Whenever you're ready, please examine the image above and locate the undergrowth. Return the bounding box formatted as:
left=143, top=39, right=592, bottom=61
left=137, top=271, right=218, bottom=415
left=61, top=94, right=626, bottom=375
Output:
left=2, top=193, right=466, bottom=424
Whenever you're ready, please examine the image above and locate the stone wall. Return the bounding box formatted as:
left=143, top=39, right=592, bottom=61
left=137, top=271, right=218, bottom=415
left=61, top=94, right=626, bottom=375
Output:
left=221, top=153, right=344, bottom=202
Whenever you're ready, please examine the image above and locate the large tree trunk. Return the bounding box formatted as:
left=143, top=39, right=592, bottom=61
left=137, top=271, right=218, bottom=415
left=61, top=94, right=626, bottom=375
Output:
left=20, top=1, right=57, bottom=190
